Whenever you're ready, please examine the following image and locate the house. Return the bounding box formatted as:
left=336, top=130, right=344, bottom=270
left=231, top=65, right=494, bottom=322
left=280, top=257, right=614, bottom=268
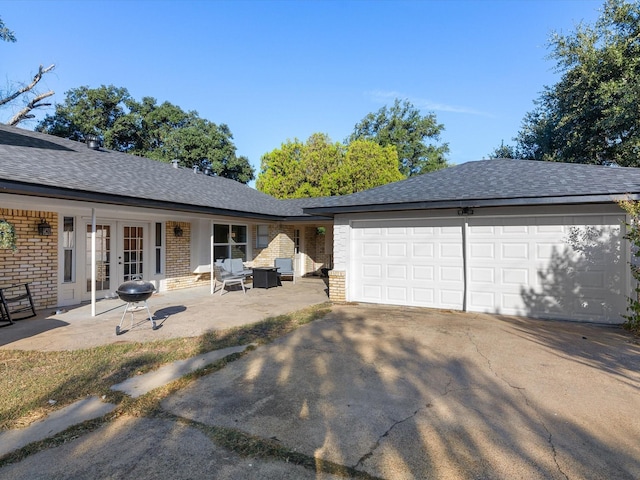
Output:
left=2, top=124, right=639, bottom=324
left=0, top=125, right=333, bottom=310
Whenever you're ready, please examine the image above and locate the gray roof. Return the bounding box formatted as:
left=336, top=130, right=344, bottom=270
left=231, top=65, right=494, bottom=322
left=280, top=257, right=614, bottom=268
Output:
left=0, top=125, right=322, bottom=220
left=303, top=158, right=640, bottom=214
left=3, top=125, right=639, bottom=219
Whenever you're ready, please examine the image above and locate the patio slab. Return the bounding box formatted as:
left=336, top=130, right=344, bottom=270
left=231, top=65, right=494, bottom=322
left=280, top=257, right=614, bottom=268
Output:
left=0, top=277, right=329, bottom=351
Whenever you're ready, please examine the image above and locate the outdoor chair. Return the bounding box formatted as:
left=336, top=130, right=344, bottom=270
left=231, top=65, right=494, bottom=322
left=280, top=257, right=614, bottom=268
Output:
left=275, top=257, right=295, bottom=284
left=213, top=265, right=246, bottom=295
left=222, top=258, right=253, bottom=277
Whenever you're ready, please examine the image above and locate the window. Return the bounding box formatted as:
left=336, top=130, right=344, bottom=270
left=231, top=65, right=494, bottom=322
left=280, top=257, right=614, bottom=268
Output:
left=63, top=217, right=75, bottom=283
left=294, top=228, right=301, bottom=254
left=256, top=225, right=269, bottom=249
left=213, top=224, right=247, bottom=261
left=155, top=222, right=163, bottom=274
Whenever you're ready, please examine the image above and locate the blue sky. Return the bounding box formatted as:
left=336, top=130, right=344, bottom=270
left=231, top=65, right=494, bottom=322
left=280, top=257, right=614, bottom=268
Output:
left=2, top=0, right=603, bottom=181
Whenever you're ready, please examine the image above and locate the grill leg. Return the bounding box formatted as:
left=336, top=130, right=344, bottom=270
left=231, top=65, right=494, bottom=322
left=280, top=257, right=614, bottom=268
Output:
left=116, top=301, right=156, bottom=335
left=144, top=301, right=157, bottom=330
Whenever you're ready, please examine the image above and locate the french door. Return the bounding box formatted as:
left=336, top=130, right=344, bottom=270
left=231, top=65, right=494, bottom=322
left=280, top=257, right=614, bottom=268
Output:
left=84, top=222, right=146, bottom=299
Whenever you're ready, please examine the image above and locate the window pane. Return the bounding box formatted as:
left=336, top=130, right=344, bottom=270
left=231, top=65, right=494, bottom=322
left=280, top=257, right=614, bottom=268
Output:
left=214, top=245, right=228, bottom=260
left=64, top=250, right=73, bottom=283
left=230, top=244, right=246, bottom=260
left=155, top=223, right=162, bottom=247
left=257, top=225, right=269, bottom=248
left=214, top=224, right=228, bottom=243
left=232, top=225, right=247, bottom=243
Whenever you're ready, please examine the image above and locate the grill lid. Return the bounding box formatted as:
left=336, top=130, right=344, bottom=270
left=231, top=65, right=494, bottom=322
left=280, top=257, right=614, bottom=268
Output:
left=116, top=280, right=155, bottom=302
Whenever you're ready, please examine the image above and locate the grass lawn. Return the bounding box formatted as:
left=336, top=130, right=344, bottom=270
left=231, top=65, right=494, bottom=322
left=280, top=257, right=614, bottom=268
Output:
left=0, top=302, right=332, bottom=431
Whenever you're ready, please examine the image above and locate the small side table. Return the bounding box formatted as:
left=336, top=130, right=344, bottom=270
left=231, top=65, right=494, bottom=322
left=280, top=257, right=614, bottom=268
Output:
left=252, top=267, right=279, bottom=289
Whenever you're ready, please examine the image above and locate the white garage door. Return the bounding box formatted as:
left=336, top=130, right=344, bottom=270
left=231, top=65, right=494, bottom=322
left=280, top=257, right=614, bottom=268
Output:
left=467, top=215, right=626, bottom=322
left=349, top=214, right=627, bottom=323
left=350, top=218, right=464, bottom=309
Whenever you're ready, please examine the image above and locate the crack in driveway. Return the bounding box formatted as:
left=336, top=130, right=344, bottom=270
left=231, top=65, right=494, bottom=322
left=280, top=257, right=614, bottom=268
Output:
left=465, top=331, right=569, bottom=480
left=352, top=406, right=426, bottom=471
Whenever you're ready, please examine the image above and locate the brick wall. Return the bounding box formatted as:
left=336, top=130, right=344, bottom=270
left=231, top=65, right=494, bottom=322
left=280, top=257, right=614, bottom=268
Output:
left=164, top=221, right=203, bottom=290
left=329, top=270, right=346, bottom=302
left=252, top=224, right=295, bottom=267
left=0, top=209, right=57, bottom=310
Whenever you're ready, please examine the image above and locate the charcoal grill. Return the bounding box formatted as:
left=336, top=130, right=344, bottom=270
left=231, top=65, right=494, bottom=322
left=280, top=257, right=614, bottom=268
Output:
left=115, top=280, right=157, bottom=335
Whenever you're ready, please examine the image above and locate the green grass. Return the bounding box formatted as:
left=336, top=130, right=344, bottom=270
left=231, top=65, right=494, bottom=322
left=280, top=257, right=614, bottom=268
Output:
left=0, top=302, right=332, bottom=430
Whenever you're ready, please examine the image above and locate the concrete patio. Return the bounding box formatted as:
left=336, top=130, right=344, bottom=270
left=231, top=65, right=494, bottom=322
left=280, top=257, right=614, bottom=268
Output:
left=0, top=276, right=330, bottom=351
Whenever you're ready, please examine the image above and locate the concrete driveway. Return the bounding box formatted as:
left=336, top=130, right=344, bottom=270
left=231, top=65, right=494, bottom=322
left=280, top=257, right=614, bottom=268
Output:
left=1, top=303, right=639, bottom=479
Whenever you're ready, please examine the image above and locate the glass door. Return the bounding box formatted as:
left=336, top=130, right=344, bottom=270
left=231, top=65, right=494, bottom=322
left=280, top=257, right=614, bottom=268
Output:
left=85, top=223, right=114, bottom=296
left=120, top=224, right=145, bottom=282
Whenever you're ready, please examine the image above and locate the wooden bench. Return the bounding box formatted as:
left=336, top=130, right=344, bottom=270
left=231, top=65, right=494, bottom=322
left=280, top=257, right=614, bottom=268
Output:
left=0, top=283, right=37, bottom=324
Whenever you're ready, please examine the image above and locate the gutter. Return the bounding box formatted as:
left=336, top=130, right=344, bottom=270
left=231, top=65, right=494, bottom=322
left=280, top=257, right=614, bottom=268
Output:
left=302, top=193, right=640, bottom=216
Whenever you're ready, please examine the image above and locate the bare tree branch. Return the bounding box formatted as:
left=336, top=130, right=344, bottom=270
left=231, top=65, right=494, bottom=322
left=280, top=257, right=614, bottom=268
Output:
left=0, top=64, right=55, bottom=107
left=7, top=90, right=54, bottom=126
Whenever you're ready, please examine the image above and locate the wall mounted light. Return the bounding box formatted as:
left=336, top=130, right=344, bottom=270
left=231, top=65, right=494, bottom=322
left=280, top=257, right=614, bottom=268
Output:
left=174, top=225, right=184, bottom=237
left=457, top=207, right=474, bottom=216
left=38, top=219, right=52, bottom=236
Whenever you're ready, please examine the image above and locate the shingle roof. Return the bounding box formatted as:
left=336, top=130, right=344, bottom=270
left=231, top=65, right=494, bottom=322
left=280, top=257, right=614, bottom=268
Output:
left=303, top=158, right=640, bottom=214
left=4, top=125, right=639, bottom=219
left=0, top=125, right=317, bottom=220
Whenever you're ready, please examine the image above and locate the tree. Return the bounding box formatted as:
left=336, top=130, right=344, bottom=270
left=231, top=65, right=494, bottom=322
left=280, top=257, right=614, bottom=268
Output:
left=0, top=16, right=55, bottom=126
left=348, top=98, right=449, bottom=176
left=255, top=139, right=306, bottom=198
left=327, top=140, right=403, bottom=196
left=515, top=0, right=640, bottom=166
left=37, top=85, right=255, bottom=183
left=256, top=134, right=403, bottom=198
left=0, top=16, right=16, bottom=43
left=37, top=85, right=132, bottom=145
left=487, top=141, right=520, bottom=159
left=617, top=198, right=640, bottom=334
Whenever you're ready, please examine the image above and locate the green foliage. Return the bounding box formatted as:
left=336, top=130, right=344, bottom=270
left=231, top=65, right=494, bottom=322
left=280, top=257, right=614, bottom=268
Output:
left=36, top=85, right=255, bottom=183
left=327, top=140, right=403, bottom=196
left=256, top=134, right=404, bottom=198
left=348, top=98, right=449, bottom=176
left=487, top=141, right=520, bottom=159
left=516, top=0, right=640, bottom=166
left=618, top=199, right=640, bottom=334
left=0, top=16, right=16, bottom=43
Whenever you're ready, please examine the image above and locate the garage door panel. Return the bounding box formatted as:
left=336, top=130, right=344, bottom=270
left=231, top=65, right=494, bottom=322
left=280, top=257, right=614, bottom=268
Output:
left=387, top=265, right=407, bottom=279
left=470, top=267, right=494, bottom=283
left=350, top=219, right=463, bottom=309
left=470, top=243, right=494, bottom=259
left=362, top=264, right=382, bottom=278
left=468, top=215, right=625, bottom=322
left=387, top=287, right=407, bottom=302
left=413, top=265, right=433, bottom=280
left=362, top=242, right=382, bottom=256
left=502, top=268, right=528, bottom=285
left=413, top=288, right=433, bottom=303
left=387, top=243, right=407, bottom=257
left=413, top=243, right=434, bottom=257
left=502, top=243, right=529, bottom=260
left=440, top=266, right=463, bottom=282
left=440, top=289, right=464, bottom=307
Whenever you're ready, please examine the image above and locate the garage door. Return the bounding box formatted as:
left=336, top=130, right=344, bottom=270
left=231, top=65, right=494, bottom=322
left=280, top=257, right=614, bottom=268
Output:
left=349, top=214, right=626, bottom=322
left=350, top=218, right=464, bottom=309
left=467, top=215, right=626, bottom=322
